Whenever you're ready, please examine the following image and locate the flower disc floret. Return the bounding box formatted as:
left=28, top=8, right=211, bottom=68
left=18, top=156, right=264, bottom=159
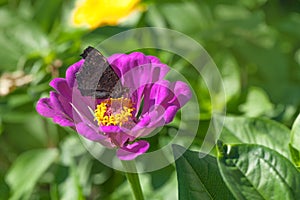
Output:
left=94, top=98, right=134, bottom=126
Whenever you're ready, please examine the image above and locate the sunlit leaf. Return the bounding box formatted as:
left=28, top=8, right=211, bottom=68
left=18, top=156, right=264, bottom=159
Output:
left=291, top=113, right=300, bottom=151
left=217, top=142, right=300, bottom=199
left=289, top=144, right=300, bottom=168
left=290, top=114, right=300, bottom=167
left=215, top=115, right=291, bottom=159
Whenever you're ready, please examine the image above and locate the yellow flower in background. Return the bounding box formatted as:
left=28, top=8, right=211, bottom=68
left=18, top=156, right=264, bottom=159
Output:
left=72, top=0, right=141, bottom=29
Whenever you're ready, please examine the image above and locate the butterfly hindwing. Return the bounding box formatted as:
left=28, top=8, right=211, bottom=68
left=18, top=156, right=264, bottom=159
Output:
left=76, top=46, right=125, bottom=99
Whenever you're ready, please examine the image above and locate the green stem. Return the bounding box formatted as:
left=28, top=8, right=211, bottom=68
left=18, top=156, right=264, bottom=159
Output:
left=121, top=160, right=145, bottom=200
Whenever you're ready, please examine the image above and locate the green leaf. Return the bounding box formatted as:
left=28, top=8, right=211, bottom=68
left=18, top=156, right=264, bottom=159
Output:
left=0, top=0, right=8, bottom=6
left=290, top=114, right=300, bottom=167
left=144, top=0, right=185, bottom=4
left=56, top=136, right=88, bottom=200
left=0, top=9, right=49, bottom=70
left=289, top=144, right=300, bottom=168
left=0, top=175, right=10, bottom=200
left=233, top=40, right=291, bottom=104
left=239, top=87, right=274, bottom=117
left=33, top=0, right=63, bottom=33
left=217, top=142, right=300, bottom=200
left=291, top=113, right=300, bottom=151
left=239, top=0, right=267, bottom=9
left=173, top=145, right=234, bottom=200
left=149, top=164, right=174, bottom=190
left=216, top=115, right=291, bottom=159
left=159, top=2, right=208, bottom=34
left=218, top=52, right=241, bottom=103
left=59, top=164, right=85, bottom=200
left=0, top=118, right=2, bottom=136
left=6, top=148, right=58, bottom=200
left=145, top=5, right=167, bottom=27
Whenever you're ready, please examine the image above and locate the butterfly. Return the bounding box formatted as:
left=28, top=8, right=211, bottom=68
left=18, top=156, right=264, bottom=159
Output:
left=76, top=46, right=127, bottom=99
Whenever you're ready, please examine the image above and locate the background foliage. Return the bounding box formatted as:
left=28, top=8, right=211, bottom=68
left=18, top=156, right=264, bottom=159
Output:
left=1, top=0, right=300, bottom=199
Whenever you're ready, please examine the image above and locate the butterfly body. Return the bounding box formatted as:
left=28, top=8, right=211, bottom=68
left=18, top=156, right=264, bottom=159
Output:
left=76, top=46, right=126, bottom=99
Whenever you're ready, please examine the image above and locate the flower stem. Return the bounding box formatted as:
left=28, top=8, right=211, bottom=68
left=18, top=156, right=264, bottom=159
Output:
left=121, top=160, right=145, bottom=200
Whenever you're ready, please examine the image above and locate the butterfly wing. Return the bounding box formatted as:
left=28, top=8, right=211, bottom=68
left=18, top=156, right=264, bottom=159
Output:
left=76, top=46, right=124, bottom=99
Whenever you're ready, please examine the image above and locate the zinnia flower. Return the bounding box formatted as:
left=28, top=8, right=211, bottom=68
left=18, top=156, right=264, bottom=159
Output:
left=36, top=51, right=191, bottom=160
left=72, top=0, right=141, bottom=29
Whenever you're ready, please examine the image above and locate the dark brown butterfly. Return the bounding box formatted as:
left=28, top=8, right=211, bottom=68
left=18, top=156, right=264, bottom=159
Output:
left=76, top=46, right=127, bottom=99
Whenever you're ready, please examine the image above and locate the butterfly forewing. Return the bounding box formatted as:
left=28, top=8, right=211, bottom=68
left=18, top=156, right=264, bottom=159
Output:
left=76, top=46, right=126, bottom=99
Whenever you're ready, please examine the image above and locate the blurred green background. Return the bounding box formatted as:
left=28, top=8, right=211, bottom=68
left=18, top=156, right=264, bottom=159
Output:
left=1, top=0, right=300, bottom=199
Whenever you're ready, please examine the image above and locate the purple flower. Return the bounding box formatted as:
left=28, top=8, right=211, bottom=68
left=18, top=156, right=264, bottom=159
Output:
left=36, top=52, right=191, bottom=160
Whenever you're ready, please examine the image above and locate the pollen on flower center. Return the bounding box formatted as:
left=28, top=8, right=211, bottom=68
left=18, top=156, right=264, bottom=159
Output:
left=94, top=98, right=134, bottom=126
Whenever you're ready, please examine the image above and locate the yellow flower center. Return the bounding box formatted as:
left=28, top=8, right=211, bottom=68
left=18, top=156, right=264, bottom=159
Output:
left=94, top=98, right=134, bottom=126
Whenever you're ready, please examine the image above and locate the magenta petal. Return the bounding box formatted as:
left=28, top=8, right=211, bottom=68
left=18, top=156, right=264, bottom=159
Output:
left=49, top=78, right=72, bottom=100
left=36, top=98, right=55, bottom=118
left=65, top=59, right=84, bottom=88
left=172, top=81, right=193, bottom=107
left=52, top=116, right=74, bottom=127
left=140, top=80, right=192, bottom=126
left=117, top=140, right=150, bottom=160
left=135, top=115, right=151, bottom=127
left=108, top=52, right=170, bottom=111
left=36, top=95, right=74, bottom=127
left=108, top=52, right=169, bottom=85
left=71, top=88, right=97, bottom=125
left=49, top=92, right=72, bottom=118
left=48, top=92, right=74, bottom=127
left=100, top=126, right=135, bottom=147
left=138, top=107, right=165, bottom=127
left=164, top=105, right=179, bottom=123
left=100, top=125, right=122, bottom=133
left=76, top=122, right=106, bottom=142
